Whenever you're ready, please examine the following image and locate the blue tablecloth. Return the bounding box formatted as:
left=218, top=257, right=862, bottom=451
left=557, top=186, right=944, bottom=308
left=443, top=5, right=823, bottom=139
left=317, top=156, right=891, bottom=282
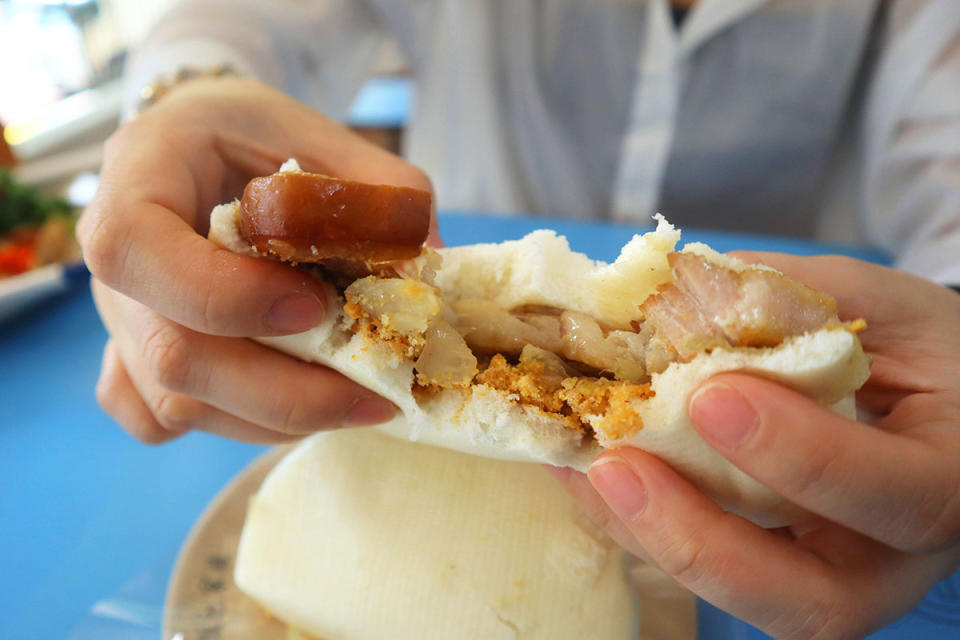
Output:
left=3, top=213, right=958, bottom=640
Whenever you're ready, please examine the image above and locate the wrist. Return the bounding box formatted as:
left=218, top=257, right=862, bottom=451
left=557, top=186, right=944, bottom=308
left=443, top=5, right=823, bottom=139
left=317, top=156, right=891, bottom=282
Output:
left=133, top=63, right=241, bottom=117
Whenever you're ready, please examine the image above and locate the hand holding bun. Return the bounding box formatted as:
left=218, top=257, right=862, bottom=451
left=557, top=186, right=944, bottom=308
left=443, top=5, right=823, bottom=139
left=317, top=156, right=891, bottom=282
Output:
left=553, top=255, right=960, bottom=640
left=78, top=78, right=433, bottom=445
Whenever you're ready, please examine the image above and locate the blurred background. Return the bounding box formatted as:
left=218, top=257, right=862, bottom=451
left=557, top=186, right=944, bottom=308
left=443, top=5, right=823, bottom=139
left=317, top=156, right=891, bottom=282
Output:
left=0, top=0, right=406, bottom=188
left=0, top=0, right=407, bottom=286
left=0, top=0, right=186, bottom=288
left=1, top=0, right=172, bottom=179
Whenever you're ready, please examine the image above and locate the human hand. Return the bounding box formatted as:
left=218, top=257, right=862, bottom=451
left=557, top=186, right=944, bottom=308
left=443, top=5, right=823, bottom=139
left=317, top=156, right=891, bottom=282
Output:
left=79, top=77, right=435, bottom=444
left=549, top=254, right=960, bottom=639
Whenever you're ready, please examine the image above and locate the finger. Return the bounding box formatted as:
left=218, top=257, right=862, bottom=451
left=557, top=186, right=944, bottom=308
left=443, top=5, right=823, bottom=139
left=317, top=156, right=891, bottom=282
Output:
left=101, top=339, right=304, bottom=444
left=107, top=287, right=395, bottom=432
left=78, top=128, right=331, bottom=337
left=545, top=466, right=654, bottom=563
left=729, top=251, right=960, bottom=339
left=728, top=251, right=880, bottom=315
left=728, top=251, right=917, bottom=340
left=587, top=448, right=849, bottom=639
left=96, top=340, right=183, bottom=445
left=97, top=292, right=320, bottom=444
left=588, top=447, right=951, bottom=640
left=690, top=373, right=960, bottom=552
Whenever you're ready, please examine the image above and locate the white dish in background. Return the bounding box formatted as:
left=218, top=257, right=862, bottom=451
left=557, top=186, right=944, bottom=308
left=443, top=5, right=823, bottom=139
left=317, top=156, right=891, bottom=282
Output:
left=163, top=447, right=698, bottom=640
left=0, top=260, right=88, bottom=324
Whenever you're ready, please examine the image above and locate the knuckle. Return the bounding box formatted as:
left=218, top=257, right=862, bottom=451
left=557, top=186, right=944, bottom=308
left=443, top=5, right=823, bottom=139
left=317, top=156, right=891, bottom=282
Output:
left=198, top=273, right=236, bottom=334
left=76, top=206, right=117, bottom=279
left=150, top=391, right=197, bottom=434
left=779, top=438, right=839, bottom=506
left=77, top=127, right=144, bottom=284
left=77, top=202, right=133, bottom=289
left=269, top=383, right=351, bottom=434
left=275, top=396, right=324, bottom=434
left=655, top=528, right=710, bottom=585
left=98, top=383, right=177, bottom=446
left=95, top=368, right=119, bottom=414
left=142, top=322, right=194, bottom=391
left=94, top=339, right=182, bottom=446
left=128, top=420, right=176, bottom=446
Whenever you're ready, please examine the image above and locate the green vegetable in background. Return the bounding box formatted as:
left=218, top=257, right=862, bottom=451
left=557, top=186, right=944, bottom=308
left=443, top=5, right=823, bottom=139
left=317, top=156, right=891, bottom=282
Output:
left=0, top=168, right=74, bottom=237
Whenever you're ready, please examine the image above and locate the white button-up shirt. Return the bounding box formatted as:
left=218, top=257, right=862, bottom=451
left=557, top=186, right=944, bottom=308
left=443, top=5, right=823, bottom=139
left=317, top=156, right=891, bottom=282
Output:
left=125, top=0, right=960, bottom=282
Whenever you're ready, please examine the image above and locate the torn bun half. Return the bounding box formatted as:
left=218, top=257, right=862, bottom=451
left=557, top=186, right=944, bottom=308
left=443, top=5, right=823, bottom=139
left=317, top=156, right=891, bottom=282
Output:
left=209, top=160, right=870, bottom=527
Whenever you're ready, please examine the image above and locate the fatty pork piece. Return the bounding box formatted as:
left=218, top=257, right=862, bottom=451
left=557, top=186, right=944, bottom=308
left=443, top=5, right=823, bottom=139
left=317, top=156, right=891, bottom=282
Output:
left=452, top=301, right=666, bottom=382
left=640, top=252, right=838, bottom=361
left=343, top=251, right=839, bottom=390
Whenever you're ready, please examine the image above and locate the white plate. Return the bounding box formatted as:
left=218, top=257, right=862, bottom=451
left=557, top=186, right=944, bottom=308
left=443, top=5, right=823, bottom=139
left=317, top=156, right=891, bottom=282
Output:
left=163, top=447, right=290, bottom=639
left=162, top=446, right=698, bottom=640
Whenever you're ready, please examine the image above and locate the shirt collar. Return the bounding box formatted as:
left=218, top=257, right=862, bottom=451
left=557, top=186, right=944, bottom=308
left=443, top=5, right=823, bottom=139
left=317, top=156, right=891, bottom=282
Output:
left=678, top=0, right=772, bottom=56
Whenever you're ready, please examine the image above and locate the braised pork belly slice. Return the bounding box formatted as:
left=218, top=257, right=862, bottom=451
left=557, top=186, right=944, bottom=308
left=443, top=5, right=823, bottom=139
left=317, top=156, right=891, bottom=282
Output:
left=640, top=252, right=838, bottom=361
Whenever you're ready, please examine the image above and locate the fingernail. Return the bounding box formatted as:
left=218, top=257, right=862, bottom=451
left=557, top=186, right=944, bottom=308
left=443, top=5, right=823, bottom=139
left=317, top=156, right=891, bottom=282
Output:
left=342, top=396, right=397, bottom=427
left=589, top=457, right=648, bottom=520
left=267, top=291, right=325, bottom=332
left=689, top=382, right=758, bottom=449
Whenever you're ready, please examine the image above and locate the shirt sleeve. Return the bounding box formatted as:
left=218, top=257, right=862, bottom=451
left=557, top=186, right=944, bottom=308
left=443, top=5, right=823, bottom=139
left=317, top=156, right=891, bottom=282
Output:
left=861, top=0, right=960, bottom=283
left=122, top=0, right=390, bottom=122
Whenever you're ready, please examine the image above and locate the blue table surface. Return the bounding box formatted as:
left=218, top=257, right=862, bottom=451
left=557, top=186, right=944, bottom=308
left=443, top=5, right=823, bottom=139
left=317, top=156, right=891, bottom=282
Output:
left=348, top=76, right=413, bottom=129
left=3, top=213, right=959, bottom=640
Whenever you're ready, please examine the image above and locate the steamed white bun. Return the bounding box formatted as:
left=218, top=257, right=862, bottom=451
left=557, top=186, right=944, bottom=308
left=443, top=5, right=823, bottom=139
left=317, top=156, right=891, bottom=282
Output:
left=234, top=428, right=637, bottom=639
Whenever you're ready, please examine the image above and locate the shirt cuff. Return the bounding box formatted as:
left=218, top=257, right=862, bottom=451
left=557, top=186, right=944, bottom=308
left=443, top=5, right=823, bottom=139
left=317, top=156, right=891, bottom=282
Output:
left=122, top=39, right=272, bottom=120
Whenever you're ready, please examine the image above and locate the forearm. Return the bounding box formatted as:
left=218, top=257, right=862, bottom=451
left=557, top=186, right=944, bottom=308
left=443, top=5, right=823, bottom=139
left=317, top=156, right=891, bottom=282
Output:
left=123, top=0, right=387, bottom=121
